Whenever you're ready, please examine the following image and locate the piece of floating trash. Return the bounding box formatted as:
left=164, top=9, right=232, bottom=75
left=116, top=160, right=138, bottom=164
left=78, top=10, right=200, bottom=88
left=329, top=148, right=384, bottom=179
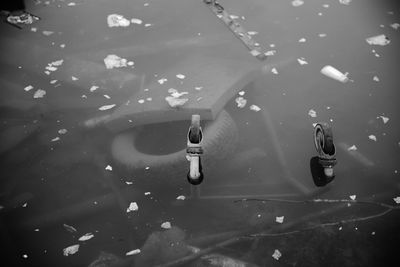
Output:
left=271, top=67, right=278, bottom=74
left=99, top=104, right=116, bottom=111
left=298, top=38, right=306, bottom=43
left=347, top=145, right=357, bottom=151
left=63, top=244, right=80, bottom=256
left=318, top=33, right=327, bottom=38
left=339, top=0, right=352, bottom=5
left=24, top=85, right=34, bottom=91
left=238, top=91, right=245, bottom=96
left=90, top=85, right=99, bottom=92
left=161, top=222, right=171, bottom=229
left=158, top=78, right=167, bottom=84
left=126, top=249, right=141, bottom=256
left=368, top=135, right=377, bottom=141
left=165, top=96, right=188, bottom=108
left=104, top=54, right=128, bottom=69
left=320, top=65, right=351, bottom=83
left=377, top=115, right=389, bottom=124
left=78, top=233, right=94, bottom=242
left=235, top=97, right=247, bottom=108
left=275, top=216, right=284, bottom=223
left=308, top=109, right=317, bottom=118
left=105, top=165, right=113, bottom=171
left=42, top=30, right=54, bottom=36
left=291, top=0, right=304, bottom=7
left=390, top=23, right=400, bottom=30
left=393, top=197, right=400, bottom=204
left=366, top=34, right=390, bottom=46
left=126, top=202, right=138, bottom=212
left=144, top=192, right=151, bottom=195
left=297, top=57, right=308, bottom=65
left=107, top=14, right=130, bottom=27
left=349, top=195, right=356, bottom=200
left=272, top=249, right=282, bottom=260
left=176, top=195, right=186, bottom=200
left=131, top=18, right=142, bottom=25
left=71, top=76, right=79, bottom=81
left=33, top=89, right=46, bottom=98
left=250, top=104, right=261, bottom=112
left=63, top=223, right=77, bottom=233
left=176, top=74, right=185, bottom=79
left=247, top=31, right=258, bottom=36
left=373, top=76, right=380, bottom=82
left=58, top=129, right=67, bottom=135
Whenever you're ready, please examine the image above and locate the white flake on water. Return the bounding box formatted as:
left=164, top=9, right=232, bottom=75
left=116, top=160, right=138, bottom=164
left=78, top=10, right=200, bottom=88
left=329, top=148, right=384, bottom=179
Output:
left=195, top=86, right=203, bottom=90
left=103, top=95, right=111, bottom=99
left=104, top=55, right=128, bottom=69
left=373, top=76, right=380, bottom=82
left=63, top=244, right=80, bottom=256
left=250, top=105, right=261, bottom=112
left=78, top=233, right=94, bottom=241
left=275, top=216, right=284, bottom=223
left=368, top=135, right=377, bottom=141
left=60, top=44, right=66, bottom=48
left=298, top=38, right=306, bottom=43
left=272, top=249, right=282, bottom=260
left=126, top=202, right=138, bottom=212
left=58, top=129, right=67, bottom=135
left=67, top=2, right=76, bottom=6
left=33, top=89, right=46, bottom=98
left=165, top=96, right=188, bottom=107
left=318, top=33, right=327, bottom=38
left=235, top=97, right=247, bottom=108
left=348, top=145, right=357, bottom=151
left=247, top=31, right=258, bottom=36
left=378, top=116, right=389, bottom=124
left=176, top=74, right=185, bottom=79
left=339, top=0, right=352, bottom=5
left=126, top=249, right=141, bottom=256
left=176, top=195, right=186, bottom=200
left=138, top=99, right=145, bottom=104
left=31, top=27, right=37, bottom=32
left=144, top=192, right=151, bottom=195
left=105, top=165, right=113, bottom=171
left=291, top=0, right=304, bottom=7
left=90, top=85, right=99, bottom=92
left=349, top=195, right=356, bottom=200
left=144, top=23, right=152, bottom=27
left=366, top=34, right=390, bottom=46
left=71, top=76, right=78, bottom=81
left=98, top=104, right=116, bottom=111
left=107, top=14, right=130, bottom=27
left=238, top=91, right=245, bottom=96
left=158, top=78, right=167, bottom=84
left=297, top=57, right=308, bottom=65
left=393, top=197, right=400, bottom=204
left=161, top=222, right=171, bottom=229
left=308, top=109, right=317, bottom=118
left=50, top=80, right=58, bottom=84
left=42, top=31, right=54, bottom=36
left=390, top=23, right=400, bottom=30
left=131, top=18, right=143, bottom=25
left=24, top=85, right=34, bottom=91
left=271, top=68, right=278, bottom=74
left=264, top=50, right=276, bottom=56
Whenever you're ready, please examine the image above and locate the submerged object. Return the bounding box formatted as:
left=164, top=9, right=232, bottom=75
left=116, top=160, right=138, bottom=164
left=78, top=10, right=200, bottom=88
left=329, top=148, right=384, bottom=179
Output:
left=320, top=65, right=351, bottom=83
left=313, top=122, right=337, bottom=178
left=186, top=114, right=204, bottom=185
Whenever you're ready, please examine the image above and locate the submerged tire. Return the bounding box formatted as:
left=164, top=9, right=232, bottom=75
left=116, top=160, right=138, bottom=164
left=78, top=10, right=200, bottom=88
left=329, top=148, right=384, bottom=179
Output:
left=111, top=110, right=238, bottom=185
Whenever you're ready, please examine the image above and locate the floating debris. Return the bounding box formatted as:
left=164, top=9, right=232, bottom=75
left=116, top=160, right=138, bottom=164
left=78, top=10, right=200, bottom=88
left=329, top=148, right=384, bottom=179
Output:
left=272, top=249, right=282, bottom=260
left=51, top=137, right=60, bottom=142
left=138, top=99, right=145, bottom=104
left=176, top=195, right=186, bottom=200
left=126, top=249, right=141, bottom=256
left=247, top=31, right=258, bottom=36
left=98, top=104, right=116, bottom=111
left=368, top=135, right=377, bottom=141
left=71, top=76, right=79, bottom=81
left=165, top=96, right=188, bottom=108
left=33, top=89, right=46, bottom=98
left=297, top=57, right=308, bottom=65
left=126, top=202, right=138, bottom=212
left=298, top=38, right=306, bottom=43
left=107, top=14, right=130, bottom=27
left=373, top=75, right=380, bottom=82
left=144, top=192, right=151, bottom=195
left=67, top=2, right=76, bottom=6
left=63, top=223, right=77, bottom=233
left=90, top=85, right=99, bottom=92
left=42, top=30, right=54, bottom=36
left=264, top=50, right=276, bottom=56
left=348, top=145, right=357, bottom=151
left=104, top=55, right=128, bottom=69
left=318, top=33, right=327, bottom=38
left=320, top=65, right=350, bottom=83
left=349, top=195, right=356, bottom=200
left=275, top=216, right=284, bottom=223
left=24, top=85, right=34, bottom=92
left=63, top=244, right=80, bottom=256
left=235, top=97, right=247, bottom=108
left=158, top=78, right=168, bottom=84
left=131, top=18, right=143, bottom=25
left=339, top=0, right=352, bottom=5
left=292, top=0, right=304, bottom=7
left=366, top=34, right=390, bottom=46
left=58, top=129, right=67, bottom=135
left=105, top=165, right=113, bottom=171
left=271, top=67, right=278, bottom=74
left=378, top=115, right=389, bottom=124
left=308, top=109, right=317, bottom=118
left=176, top=74, right=185, bottom=79
left=161, top=222, right=172, bottom=229
left=390, top=23, right=400, bottom=30
left=78, top=233, right=94, bottom=242
left=195, top=86, right=203, bottom=90
left=238, top=91, right=245, bottom=96
left=393, top=197, right=400, bottom=204
left=250, top=104, right=261, bottom=112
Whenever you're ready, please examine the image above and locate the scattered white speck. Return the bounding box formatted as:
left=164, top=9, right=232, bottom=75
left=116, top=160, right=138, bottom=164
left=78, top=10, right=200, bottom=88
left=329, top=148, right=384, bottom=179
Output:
left=176, top=74, right=185, bottom=79
left=126, top=249, right=141, bottom=256
left=247, top=31, right=258, bottom=36
left=144, top=192, right=151, bottom=195
left=144, top=3, right=149, bottom=6
left=161, top=221, right=171, bottom=229
left=105, top=165, right=113, bottom=171
left=146, top=97, right=152, bottom=101
left=31, top=27, right=37, bottom=32
left=78, top=233, right=94, bottom=241
left=176, top=195, right=186, bottom=200
left=81, top=95, right=87, bottom=99
left=90, top=85, right=99, bottom=92
left=393, top=197, right=400, bottom=204
left=298, top=38, right=306, bottom=43
left=264, top=50, right=276, bottom=56
left=67, top=2, right=76, bottom=6
left=195, top=86, right=203, bottom=90
left=24, top=85, right=34, bottom=91
left=131, top=18, right=143, bottom=25
left=138, top=99, right=145, bottom=104
left=276, top=216, right=284, bottom=223
left=308, top=109, right=317, bottom=118
left=126, top=202, right=138, bottom=212
left=318, top=33, right=327, bottom=38
left=63, top=244, right=80, bottom=256
left=297, top=57, right=308, bottom=65
left=235, top=97, right=247, bottom=108
left=348, top=145, right=357, bottom=151
left=58, top=129, right=68, bottom=135
left=373, top=76, right=380, bottom=82
left=144, top=23, right=152, bottom=27
left=51, top=137, right=60, bottom=142
left=125, top=181, right=133, bottom=185
left=291, top=0, right=304, bottom=7
left=390, top=23, right=400, bottom=30
left=33, top=89, right=46, bottom=99
left=272, top=249, right=282, bottom=260
left=42, top=31, right=54, bottom=36
left=339, top=0, right=352, bottom=5
left=238, top=91, right=245, bottom=96
left=378, top=116, right=389, bottom=124
left=103, top=95, right=111, bottom=99
left=368, top=135, right=377, bottom=141
left=22, top=254, right=28, bottom=259
left=339, top=226, right=343, bottom=230
left=270, top=44, right=276, bottom=48
left=250, top=104, right=261, bottom=112
left=158, top=78, right=167, bottom=84
left=71, top=76, right=78, bottom=81
left=127, top=61, right=134, bottom=66
left=323, top=4, right=329, bottom=8
left=271, top=67, right=278, bottom=74
left=60, top=44, right=66, bottom=48
left=371, top=231, right=375, bottom=235
left=98, top=104, right=116, bottom=111
left=349, top=195, right=356, bottom=200
left=22, top=202, right=27, bottom=207
left=145, top=166, right=150, bottom=170
left=50, top=80, right=58, bottom=84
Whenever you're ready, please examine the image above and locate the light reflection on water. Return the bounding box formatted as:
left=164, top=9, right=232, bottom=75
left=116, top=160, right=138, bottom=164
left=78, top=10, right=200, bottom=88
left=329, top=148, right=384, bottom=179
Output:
left=0, top=0, right=399, bottom=266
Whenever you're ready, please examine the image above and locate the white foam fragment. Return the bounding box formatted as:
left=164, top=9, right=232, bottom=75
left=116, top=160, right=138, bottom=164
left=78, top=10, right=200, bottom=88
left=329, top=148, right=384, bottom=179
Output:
left=98, top=104, right=116, bottom=111
left=58, top=129, right=68, bottom=135
left=195, top=86, right=203, bottom=90
left=271, top=67, right=278, bottom=74
left=348, top=145, right=357, bottom=151
left=298, top=38, right=306, bottom=43
left=107, top=14, right=130, bottom=27
left=318, top=33, right=327, bottom=38
left=308, top=109, right=317, bottom=118
left=165, top=96, right=188, bottom=107
left=176, top=74, right=185, bottom=79
left=126, top=249, right=141, bottom=256
left=144, top=192, right=151, bottom=195
left=138, top=99, right=145, bottom=104
left=161, top=221, right=171, bottom=229
left=33, top=89, right=46, bottom=98
left=272, top=249, right=282, bottom=260
left=349, top=195, right=356, bottom=200
left=78, top=233, right=94, bottom=241
left=176, top=195, right=186, bottom=200
left=390, top=23, right=400, bottom=30
left=50, top=80, right=58, bottom=84
left=158, top=78, right=167, bottom=84
left=235, top=97, right=247, bottom=108
left=42, top=31, right=54, bottom=36
left=373, top=76, right=380, bottom=82
left=105, top=165, right=113, bottom=171
left=71, top=76, right=78, bottom=81
left=250, top=104, right=261, bottom=112
left=63, top=244, right=80, bottom=256
left=247, top=31, right=258, bottom=36
left=51, top=137, right=60, bottom=142
left=264, top=50, right=276, bottom=57
left=368, top=135, right=377, bottom=141
left=339, top=0, right=352, bottom=5
left=378, top=116, right=389, bottom=124
left=275, top=216, right=284, bottom=223
left=292, top=0, right=304, bottom=7
left=366, top=34, right=390, bottom=46
left=297, top=57, right=308, bottom=65
left=104, top=54, right=128, bottom=69
left=126, top=202, right=138, bottom=212
left=393, top=197, right=400, bottom=204
left=24, top=85, right=34, bottom=91
left=238, top=91, right=245, bottom=96
left=67, top=2, right=76, bottom=6
left=131, top=18, right=143, bottom=25
left=90, top=85, right=99, bottom=92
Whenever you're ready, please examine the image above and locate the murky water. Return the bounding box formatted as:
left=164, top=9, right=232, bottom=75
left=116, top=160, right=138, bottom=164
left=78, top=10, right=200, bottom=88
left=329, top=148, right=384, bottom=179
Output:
left=1, top=0, right=399, bottom=266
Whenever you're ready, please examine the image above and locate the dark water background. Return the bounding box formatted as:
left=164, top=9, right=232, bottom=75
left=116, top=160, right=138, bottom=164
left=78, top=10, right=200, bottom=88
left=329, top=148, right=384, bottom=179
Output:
left=0, top=0, right=399, bottom=266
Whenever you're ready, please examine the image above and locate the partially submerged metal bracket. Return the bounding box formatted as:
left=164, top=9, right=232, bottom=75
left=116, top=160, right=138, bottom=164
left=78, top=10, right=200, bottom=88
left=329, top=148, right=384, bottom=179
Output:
left=187, top=114, right=204, bottom=185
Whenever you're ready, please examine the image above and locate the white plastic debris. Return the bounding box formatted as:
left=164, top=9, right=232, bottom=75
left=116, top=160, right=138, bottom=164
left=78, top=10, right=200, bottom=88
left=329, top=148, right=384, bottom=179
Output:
left=292, top=0, right=304, bottom=7
left=393, top=197, right=400, bottom=204
left=138, top=99, right=145, bottom=104
left=144, top=192, right=151, bottom=195
left=176, top=195, right=186, bottom=200
left=165, top=96, right=188, bottom=108
left=373, top=76, right=380, bottom=82
left=126, top=249, right=141, bottom=256
left=33, top=89, right=46, bottom=98
left=107, top=14, right=130, bottom=27
left=105, top=165, right=113, bottom=171
left=308, top=109, right=317, bottom=118
left=349, top=195, right=356, bottom=200
left=161, top=221, right=171, bottom=229
left=348, top=145, right=357, bottom=151
left=63, top=223, right=77, bottom=233
left=176, top=74, right=185, bottom=79
left=390, top=23, right=400, bottom=30
left=238, top=91, right=245, bottom=96
left=264, top=50, right=276, bottom=56
left=98, top=104, right=116, bottom=111
left=339, top=0, right=352, bottom=5
left=272, top=249, right=282, bottom=260
left=247, top=31, right=258, bottom=36
left=42, top=31, right=54, bottom=36
left=320, top=65, right=350, bottom=83
left=250, top=105, right=261, bottom=112
left=104, top=55, right=128, bottom=69
left=271, top=67, right=278, bottom=74
left=58, top=129, right=67, bottom=135
left=366, top=34, right=390, bottom=46
left=168, top=88, right=188, bottom=98
left=158, top=78, right=167, bottom=84
left=297, top=57, right=308, bottom=65
left=24, top=85, right=34, bottom=91
left=90, top=85, right=99, bottom=92
left=378, top=116, right=389, bottom=124
left=235, top=97, right=247, bottom=108
left=298, top=38, right=306, bottom=43
left=275, top=216, right=284, bottom=223
left=51, top=137, right=60, bottom=142
left=368, top=135, right=377, bottom=141
left=63, top=244, right=80, bottom=256
left=318, top=33, right=327, bottom=38
left=78, top=233, right=94, bottom=241
left=131, top=18, right=143, bottom=25
left=195, top=86, right=203, bottom=90
left=72, top=76, right=79, bottom=81
left=126, top=202, right=138, bottom=212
